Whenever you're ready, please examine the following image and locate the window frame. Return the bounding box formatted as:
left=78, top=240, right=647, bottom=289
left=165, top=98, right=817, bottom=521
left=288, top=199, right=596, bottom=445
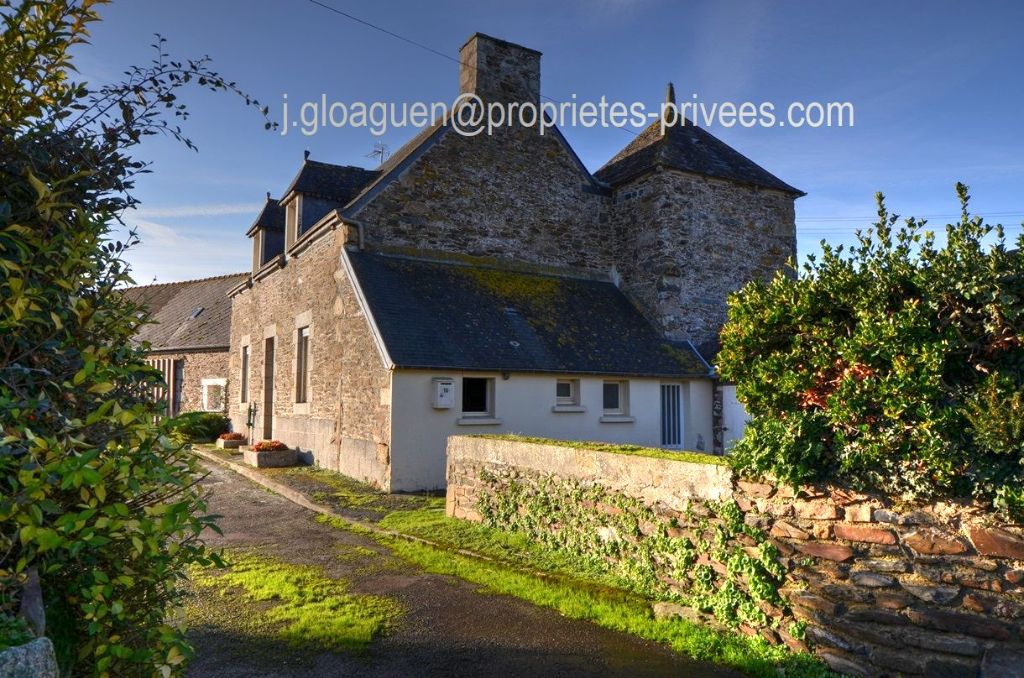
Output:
left=295, top=325, right=311, bottom=404
left=240, top=344, right=250, bottom=404
left=461, top=376, right=494, bottom=417
left=602, top=380, right=629, bottom=416
left=285, top=197, right=300, bottom=249
left=202, top=378, right=227, bottom=413
left=555, top=378, right=579, bottom=406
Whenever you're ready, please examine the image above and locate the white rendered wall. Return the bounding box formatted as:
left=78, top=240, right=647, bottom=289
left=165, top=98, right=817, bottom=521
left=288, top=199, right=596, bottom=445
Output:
left=389, top=370, right=715, bottom=491
left=720, top=384, right=749, bottom=452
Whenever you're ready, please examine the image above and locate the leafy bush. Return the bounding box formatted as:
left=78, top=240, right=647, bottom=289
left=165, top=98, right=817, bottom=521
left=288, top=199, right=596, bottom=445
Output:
left=0, top=613, right=33, bottom=652
left=719, top=187, right=1024, bottom=515
left=168, top=412, right=231, bottom=442
left=0, top=2, right=272, bottom=674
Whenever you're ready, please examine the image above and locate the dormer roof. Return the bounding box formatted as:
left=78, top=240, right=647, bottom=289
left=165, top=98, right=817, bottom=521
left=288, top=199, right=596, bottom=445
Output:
left=281, top=158, right=379, bottom=204
left=245, top=196, right=285, bottom=237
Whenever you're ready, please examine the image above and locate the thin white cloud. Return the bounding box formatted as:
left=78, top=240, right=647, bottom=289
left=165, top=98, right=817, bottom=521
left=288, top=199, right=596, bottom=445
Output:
left=132, top=202, right=263, bottom=219
left=115, top=218, right=249, bottom=284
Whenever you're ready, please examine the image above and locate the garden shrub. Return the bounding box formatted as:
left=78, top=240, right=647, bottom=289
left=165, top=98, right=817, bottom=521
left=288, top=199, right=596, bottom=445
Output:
left=0, top=613, right=33, bottom=652
left=168, top=412, right=231, bottom=442
left=719, top=187, right=1024, bottom=516
left=0, top=2, right=272, bottom=674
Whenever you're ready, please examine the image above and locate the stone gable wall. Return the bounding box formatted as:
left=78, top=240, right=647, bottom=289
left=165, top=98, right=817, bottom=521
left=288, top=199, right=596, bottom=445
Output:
left=354, top=124, right=609, bottom=275
left=147, top=349, right=229, bottom=415
left=446, top=436, right=1024, bottom=677
left=227, top=230, right=392, bottom=488
left=609, top=170, right=796, bottom=352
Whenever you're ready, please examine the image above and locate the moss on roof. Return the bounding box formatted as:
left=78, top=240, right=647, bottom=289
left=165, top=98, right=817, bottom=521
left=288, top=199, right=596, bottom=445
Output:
left=346, top=251, right=710, bottom=377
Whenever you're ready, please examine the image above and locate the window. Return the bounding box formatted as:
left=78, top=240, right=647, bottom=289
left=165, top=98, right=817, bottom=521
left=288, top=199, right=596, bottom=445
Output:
left=202, top=378, right=227, bottom=412
left=603, top=380, right=628, bottom=415
left=556, top=379, right=579, bottom=406
left=240, top=345, right=250, bottom=403
left=461, top=377, right=492, bottom=416
left=296, top=326, right=311, bottom=403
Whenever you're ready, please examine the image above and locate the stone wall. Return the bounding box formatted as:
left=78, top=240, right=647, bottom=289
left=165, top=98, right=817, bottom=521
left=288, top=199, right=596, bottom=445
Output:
left=737, top=481, right=1024, bottom=676
left=446, top=435, right=1024, bottom=677
left=148, top=349, right=229, bottom=415
left=228, top=229, right=392, bottom=488
left=353, top=122, right=609, bottom=276
left=609, top=170, right=796, bottom=353
left=0, top=638, right=58, bottom=677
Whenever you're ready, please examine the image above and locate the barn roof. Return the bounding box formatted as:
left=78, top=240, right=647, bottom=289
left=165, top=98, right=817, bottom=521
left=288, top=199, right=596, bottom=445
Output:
left=123, top=273, right=248, bottom=352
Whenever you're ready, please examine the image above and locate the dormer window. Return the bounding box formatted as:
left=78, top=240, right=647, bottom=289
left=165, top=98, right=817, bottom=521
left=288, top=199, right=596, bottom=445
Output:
left=188, top=307, right=204, bottom=320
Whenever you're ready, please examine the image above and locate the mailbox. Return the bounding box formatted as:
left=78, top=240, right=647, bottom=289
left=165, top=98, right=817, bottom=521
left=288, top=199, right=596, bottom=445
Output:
left=432, top=378, right=455, bottom=409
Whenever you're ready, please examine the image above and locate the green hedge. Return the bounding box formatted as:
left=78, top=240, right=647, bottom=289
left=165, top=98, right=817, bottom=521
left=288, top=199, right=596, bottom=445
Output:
left=168, top=412, right=231, bottom=443
left=718, top=187, right=1024, bottom=516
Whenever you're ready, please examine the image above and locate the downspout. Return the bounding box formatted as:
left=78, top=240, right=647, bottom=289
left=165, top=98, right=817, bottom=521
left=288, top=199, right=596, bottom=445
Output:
left=343, top=215, right=368, bottom=250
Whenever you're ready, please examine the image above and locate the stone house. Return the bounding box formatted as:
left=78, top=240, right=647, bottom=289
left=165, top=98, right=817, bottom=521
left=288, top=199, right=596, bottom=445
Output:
left=226, top=33, right=802, bottom=491
left=125, top=273, right=247, bottom=416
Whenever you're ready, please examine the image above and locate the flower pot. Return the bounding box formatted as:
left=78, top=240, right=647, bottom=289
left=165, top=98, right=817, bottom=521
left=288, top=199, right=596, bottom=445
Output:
left=243, top=447, right=297, bottom=468
left=216, top=438, right=245, bottom=449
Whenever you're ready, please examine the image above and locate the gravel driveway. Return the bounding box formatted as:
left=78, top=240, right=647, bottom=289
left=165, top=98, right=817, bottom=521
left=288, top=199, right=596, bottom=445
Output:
left=186, top=462, right=738, bottom=677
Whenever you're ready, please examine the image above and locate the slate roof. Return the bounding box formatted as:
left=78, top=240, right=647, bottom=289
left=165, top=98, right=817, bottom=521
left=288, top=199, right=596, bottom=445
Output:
left=282, top=159, right=379, bottom=204
left=595, top=119, right=803, bottom=195
left=245, top=196, right=285, bottom=237
left=346, top=251, right=711, bottom=377
left=123, top=273, right=248, bottom=352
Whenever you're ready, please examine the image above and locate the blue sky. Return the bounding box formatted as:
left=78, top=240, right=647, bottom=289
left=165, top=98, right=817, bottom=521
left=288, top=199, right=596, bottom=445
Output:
left=76, top=0, right=1024, bottom=283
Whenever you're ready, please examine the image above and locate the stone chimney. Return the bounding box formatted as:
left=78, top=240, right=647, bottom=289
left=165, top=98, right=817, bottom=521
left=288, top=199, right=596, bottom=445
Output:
left=459, top=33, right=541, bottom=105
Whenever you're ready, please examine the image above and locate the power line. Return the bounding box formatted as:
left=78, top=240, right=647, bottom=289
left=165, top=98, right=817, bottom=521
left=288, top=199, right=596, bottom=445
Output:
left=306, top=0, right=462, bottom=66
left=303, top=0, right=640, bottom=136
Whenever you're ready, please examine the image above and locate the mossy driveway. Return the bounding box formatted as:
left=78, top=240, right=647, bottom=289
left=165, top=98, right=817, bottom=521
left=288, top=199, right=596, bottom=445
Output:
left=186, top=462, right=736, bottom=677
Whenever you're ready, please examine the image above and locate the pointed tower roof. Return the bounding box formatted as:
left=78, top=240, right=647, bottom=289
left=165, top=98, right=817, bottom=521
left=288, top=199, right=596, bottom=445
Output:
left=595, top=87, right=803, bottom=195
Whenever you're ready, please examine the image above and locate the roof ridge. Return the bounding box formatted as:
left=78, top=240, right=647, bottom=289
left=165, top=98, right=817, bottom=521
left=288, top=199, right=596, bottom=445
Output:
left=304, top=158, right=374, bottom=172
left=126, top=271, right=249, bottom=291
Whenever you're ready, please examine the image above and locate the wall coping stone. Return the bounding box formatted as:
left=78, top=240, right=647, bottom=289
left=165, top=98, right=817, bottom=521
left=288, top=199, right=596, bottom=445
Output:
left=448, top=435, right=734, bottom=504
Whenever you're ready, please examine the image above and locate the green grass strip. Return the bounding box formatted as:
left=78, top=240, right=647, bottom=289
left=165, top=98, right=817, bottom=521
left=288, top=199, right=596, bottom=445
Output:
left=372, top=532, right=827, bottom=678
left=191, top=552, right=401, bottom=650
left=322, top=504, right=829, bottom=678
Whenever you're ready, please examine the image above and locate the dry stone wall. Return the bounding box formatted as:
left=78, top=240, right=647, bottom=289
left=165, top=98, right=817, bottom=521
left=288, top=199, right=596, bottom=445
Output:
left=446, top=436, right=1024, bottom=677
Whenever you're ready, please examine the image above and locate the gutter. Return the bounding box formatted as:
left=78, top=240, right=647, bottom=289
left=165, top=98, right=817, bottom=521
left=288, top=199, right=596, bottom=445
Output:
left=143, top=345, right=229, bottom=355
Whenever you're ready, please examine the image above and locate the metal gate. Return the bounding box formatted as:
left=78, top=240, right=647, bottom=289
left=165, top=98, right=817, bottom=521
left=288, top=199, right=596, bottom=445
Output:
left=661, top=383, right=683, bottom=448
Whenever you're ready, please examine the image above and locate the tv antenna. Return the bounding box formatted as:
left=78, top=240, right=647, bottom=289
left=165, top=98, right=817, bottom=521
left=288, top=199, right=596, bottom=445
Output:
left=366, top=142, right=390, bottom=166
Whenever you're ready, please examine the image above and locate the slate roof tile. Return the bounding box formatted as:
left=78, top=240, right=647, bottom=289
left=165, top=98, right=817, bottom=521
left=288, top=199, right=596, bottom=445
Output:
left=346, top=251, right=710, bottom=377
left=283, top=159, right=379, bottom=203
left=596, top=119, right=803, bottom=195
left=123, top=273, right=248, bottom=352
